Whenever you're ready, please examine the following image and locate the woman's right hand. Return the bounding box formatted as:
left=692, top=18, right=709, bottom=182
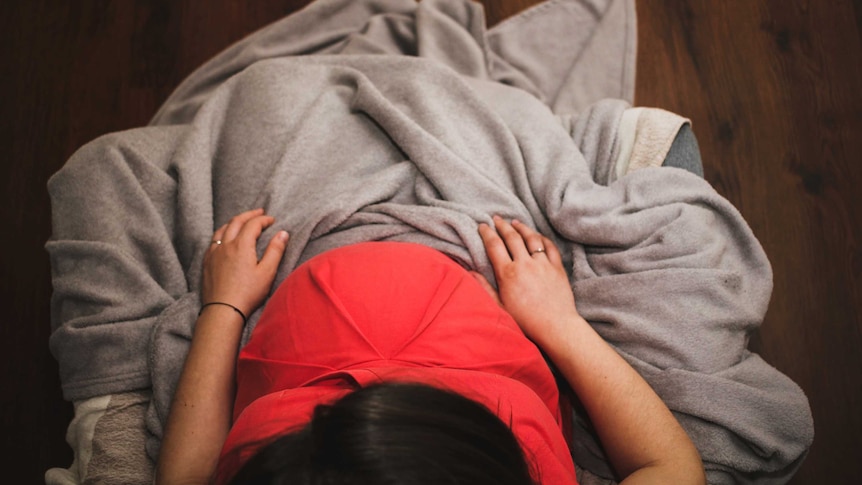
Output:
left=202, top=208, right=289, bottom=318
left=477, top=216, right=582, bottom=343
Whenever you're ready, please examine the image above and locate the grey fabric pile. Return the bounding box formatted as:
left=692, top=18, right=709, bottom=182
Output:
left=46, top=0, right=813, bottom=483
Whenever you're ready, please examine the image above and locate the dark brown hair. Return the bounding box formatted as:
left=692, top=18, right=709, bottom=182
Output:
left=228, top=382, right=537, bottom=485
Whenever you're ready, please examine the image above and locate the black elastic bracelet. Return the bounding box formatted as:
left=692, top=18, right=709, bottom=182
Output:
left=198, top=302, right=248, bottom=326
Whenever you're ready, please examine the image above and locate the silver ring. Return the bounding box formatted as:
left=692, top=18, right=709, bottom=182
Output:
left=530, top=247, right=545, bottom=255
left=213, top=240, right=222, bottom=245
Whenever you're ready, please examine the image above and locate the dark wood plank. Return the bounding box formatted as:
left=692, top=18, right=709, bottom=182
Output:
left=3, top=0, right=859, bottom=483
left=480, top=0, right=546, bottom=25
left=636, top=1, right=862, bottom=483
left=0, top=2, right=321, bottom=482
left=0, top=1, right=541, bottom=483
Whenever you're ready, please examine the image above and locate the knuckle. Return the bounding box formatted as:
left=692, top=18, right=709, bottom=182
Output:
left=501, top=264, right=519, bottom=280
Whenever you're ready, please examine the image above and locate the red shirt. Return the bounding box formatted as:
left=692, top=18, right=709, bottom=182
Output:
left=215, top=242, right=578, bottom=484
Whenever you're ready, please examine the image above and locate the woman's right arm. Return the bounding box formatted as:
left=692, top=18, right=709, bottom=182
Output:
left=477, top=217, right=705, bottom=485
left=157, top=209, right=288, bottom=484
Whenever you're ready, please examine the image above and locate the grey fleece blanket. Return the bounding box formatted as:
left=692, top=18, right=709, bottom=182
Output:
left=46, top=0, right=812, bottom=483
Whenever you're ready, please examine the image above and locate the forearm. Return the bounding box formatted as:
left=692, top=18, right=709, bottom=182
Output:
left=475, top=217, right=704, bottom=482
left=156, top=305, right=245, bottom=484
left=536, top=314, right=705, bottom=484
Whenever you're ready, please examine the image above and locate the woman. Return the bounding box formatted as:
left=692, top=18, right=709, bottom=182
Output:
left=155, top=208, right=705, bottom=484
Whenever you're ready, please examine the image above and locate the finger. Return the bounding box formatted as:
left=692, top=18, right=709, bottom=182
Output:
left=210, top=224, right=227, bottom=249
left=469, top=271, right=502, bottom=306
left=478, top=222, right=513, bottom=268
left=206, top=223, right=228, bottom=258
left=260, top=231, right=289, bottom=273
left=212, top=223, right=228, bottom=243
left=511, top=220, right=547, bottom=257
left=493, top=216, right=530, bottom=260
left=542, top=235, right=563, bottom=267
left=223, top=208, right=265, bottom=242
left=236, top=214, right=275, bottom=247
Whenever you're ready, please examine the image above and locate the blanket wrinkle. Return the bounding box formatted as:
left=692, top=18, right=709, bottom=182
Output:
left=47, top=1, right=813, bottom=484
left=487, top=0, right=606, bottom=104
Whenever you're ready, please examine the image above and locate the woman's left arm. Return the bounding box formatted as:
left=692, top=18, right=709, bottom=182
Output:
left=156, top=209, right=288, bottom=485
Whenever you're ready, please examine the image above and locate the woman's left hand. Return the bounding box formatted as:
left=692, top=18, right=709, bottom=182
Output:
left=477, top=216, right=579, bottom=344
left=202, top=208, right=289, bottom=317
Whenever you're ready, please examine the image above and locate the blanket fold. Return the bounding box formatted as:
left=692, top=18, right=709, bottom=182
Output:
left=47, top=1, right=812, bottom=483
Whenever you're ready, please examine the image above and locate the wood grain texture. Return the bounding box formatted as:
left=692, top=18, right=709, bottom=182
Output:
left=1, top=0, right=858, bottom=483
left=636, top=1, right=862, bottom=483
left=0, top=1, right=541, bottom=483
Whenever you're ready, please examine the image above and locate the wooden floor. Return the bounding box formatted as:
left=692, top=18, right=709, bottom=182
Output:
left=2, top=1, right=859, bottom=483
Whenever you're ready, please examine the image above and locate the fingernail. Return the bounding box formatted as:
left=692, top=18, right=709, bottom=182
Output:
left=492, top=215, right=501, bottom=221
left=512, top=219, right=520, bottom=225
left=279, top=231, right=289, bottom=241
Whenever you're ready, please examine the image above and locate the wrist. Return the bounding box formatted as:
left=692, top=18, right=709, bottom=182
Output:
left=198, top=302, right=247, bottom=327
left=528, top=312, right=589, bottom=355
